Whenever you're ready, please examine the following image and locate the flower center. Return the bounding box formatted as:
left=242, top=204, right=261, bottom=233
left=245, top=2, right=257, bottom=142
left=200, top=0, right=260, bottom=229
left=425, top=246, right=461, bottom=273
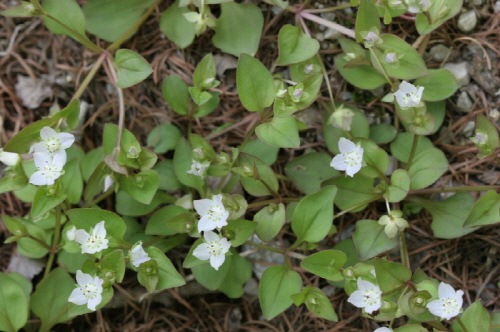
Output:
left=207, top=205, right=225, bottom=223
left=442, top=298, right=459, bottom=314
left=87, top=234, right=106, bottom=250
left=362, top=288, right=380, bottom=306
left=42, top=163, right=60, bottom=179
left=344, top=150, right=361, bottom=167
left=45, top=137, right=61, bottom=153
left=207, top=241, right=223, bottom=256
left=81, top=282, right=100, bottom=300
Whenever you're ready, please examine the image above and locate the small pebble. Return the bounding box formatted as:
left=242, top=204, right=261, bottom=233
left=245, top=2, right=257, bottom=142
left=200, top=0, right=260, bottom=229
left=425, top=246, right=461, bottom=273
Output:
left=429, top=44, right=450, bottom=61
left=495, top=1, right=500, bottom=13
left=456, top=91, right=473, bottom=113
left=443, top=62, right=470, bottom=86
left=457, top=10, right=477, bottom=32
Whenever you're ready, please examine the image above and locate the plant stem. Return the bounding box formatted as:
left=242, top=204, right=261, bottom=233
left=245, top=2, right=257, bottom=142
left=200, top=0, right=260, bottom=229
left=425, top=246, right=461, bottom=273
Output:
left=44, top=206, right=62, bottom=278
left=43, top=14, right=102, bottom=53
left=245, top=240, right=285, bottom=254
left=105, top=57, right=126, bottom=150
left=27, top=235, right=52, bottom=251
left=83, top=188, right=114, bottom=208
left=299, top=11, right=355, bottom=38
left=142, top=235, right=167, bottom=247
left=72, top=51, right=108, bottom=100
left=107, top=0, right=162, bottom=52
left=247, top=197, right=301, bottom=209
left=399, top=231, right=410, bottom=269
left=405, top=133, right=419, bottom=171
left=333, top=195, right=383, bottom=219
left=305, top=3, right=352, bottom=13
left=369, top=47, right=393, bottom=88
left=408, top=185, right=500, bottom=196
left=455, top=317, right=470, bottom=332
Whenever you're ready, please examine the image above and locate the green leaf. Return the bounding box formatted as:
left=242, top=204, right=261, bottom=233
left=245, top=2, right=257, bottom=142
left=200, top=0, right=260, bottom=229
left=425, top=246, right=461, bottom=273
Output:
left=241, top=139, right=279, bottom=165
left=355, top=0, right=380, bottom=42
left=452, top=300, right=490, bottom=332
left=355, top=138, right=389, bottom=179
left=259, top=266, right=302, bottom=320
left=409, top=193, right=478, bottom=239
left=159, top=0, right=196, bottom=48
left=3, top=100, right=80, bottom=153
left=236, top=152, right=279, bottom=197
left=300, top=250, right=346, bottom=281
left=291, top=286, right=338, bottom=321
left=162, top=75, right=190, bottom=115
left=42, top=0, right=89, bottom=43
left=324, top=104, right=370, bottom=154
left=192, top=53, right=217, bottom=88
left=118, top=170, right=159, bottom=205
left=212, top=2, right=263, bottom=57
left=371, top=34, right=427, bottom=80
left=415, top=0, right=463, bottom=34
left=334, top=54, right=386, bottom=90
left=324, top=174, right=381, bottom=212
left=390, top=133, right=434, bottom=163
left=153, top=160, right=182, bottom=191
left=277, top=25, right=319, bottom=65
left=236, top=54, right=274, bottom=113
left=386, top=169, right=410, bottom=203
left=255, top=116, right=300, bottom=148
left=369, top=123, right=397, bottom=144
left=463, top=191, right=500, bottom=228
left=352, top=220, right=398, bottom=260
left=0, top=273, right=28, bottom=332
left=145, top=205, right=188, bottom=236
left=224, top=219, right=257, bottom=247
left=409, top=113, right=435, bottom=136
left=31, top=188, right=67, bottom=219
left=116, top=190, right=174, bottom=216
left=414, top=69, right=459, bottom=102
left=292, top=186, right=336, bottom=243
left=374, top=258, right=411, bottom=293
left=407, top=148, right=448, bottom=190
left=83, top=0, right=155, bottom=42
left=101, top=250, right=125, bottom=283
left=285, top=152, right=339, bottom=194
left=1, top=1, right=41, bottom=17
left=0, top=165, right=28, bottom=195
left=2, top=215, right=28, bottom=239
left=254, top=203, right=286, bottom=242
left=31, top=268, right=74, bottom=332
left=472, top=114, right=500, bottom=158
left=425, top=101, right=446, bottom=134
left=61, top=158, right=83, bottom=204
left=193, top=91, right=220, bottom=117
left=193, top=249, right=252, bottom=298
left=114, top=49, right=153, bottom=88
left=173, top=138, right=204, bottom=193
left=80, top=148, right=104, bottom=182
left=148, top=247, right=186, bottom=290
left=147, top=124, right=182, bottom=154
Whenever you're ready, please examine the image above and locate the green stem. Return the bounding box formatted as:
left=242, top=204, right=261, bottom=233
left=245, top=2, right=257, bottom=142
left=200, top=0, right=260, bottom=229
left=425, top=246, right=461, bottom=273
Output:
left=244, top=240, right=285, bottom=254
left=369, top=47, right=393, bottom=87
left=455, top=317, right=469, bottom=332
left=44, top=206, right=62, bottom=278
left=408, top=185, right=500, bottom=196
left=299, top=11, right=355, bottom=38
left=83, top=188, right=114, bottom=208
left=43, top=14, right=102, bottom=53
left=106, top=0, right=162, bottom=52
left=72, top=51, right=107, bottom=100
left=142, top=235, right=167, bottom=247
left=238, top=120, right=261, bottom=151
left=105, top=57, right=126, bottom=150
left=27, top=235, right=52, bottom=251
left=247, top=197, right=301, bottom=209
left=405, top=132, right=419, bottom=171
left=399, top=230, right=410, bottom=269
left=304, top=4, right=351, bottom=13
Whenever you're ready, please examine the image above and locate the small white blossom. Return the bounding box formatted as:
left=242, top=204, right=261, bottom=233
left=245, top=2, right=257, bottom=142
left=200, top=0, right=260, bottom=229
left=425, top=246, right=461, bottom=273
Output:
left=74, top=221, right=109, bottom=254
left=419, top=0, right=432, bottom=11
left=30, top=126, right=75, bottom=155
left=194, top=194, right=229, bottom=232
left=193, top=231, right=231, bottom=270
left=29, top=151, right=66, bottom=186
left=388, top=0, right=402, bottom=6
left=385, top=52, right=398, bottom=64
left=330, top=138, right=364, bottom=177
left=365, top=31, right=379, bottom=44
left=426, top=282, right=464, bottom=320
left=378, top=210, right=409, bottom=239
left=186, top=160, right=210, bottom=178
left=129, top=241, right=151, bottom=267
left=394, top=81, right=424, bottom=108
left=347, top=278, right=382, bottom=314
left=374, top=328, right=393, bottom=332
left=0, top=148, right=20, bottom=166
left=68, top=270, right=104, bottom=311
left=328, top=106, right=355, bottom=131
left=66, top=226, right=77, bottom=241
left=103, top=175, right=114, bottom=192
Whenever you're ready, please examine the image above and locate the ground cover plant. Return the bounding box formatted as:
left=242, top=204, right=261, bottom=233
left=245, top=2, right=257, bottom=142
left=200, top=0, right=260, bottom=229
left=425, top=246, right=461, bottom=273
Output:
left=1, top=0, right=500, bottom=331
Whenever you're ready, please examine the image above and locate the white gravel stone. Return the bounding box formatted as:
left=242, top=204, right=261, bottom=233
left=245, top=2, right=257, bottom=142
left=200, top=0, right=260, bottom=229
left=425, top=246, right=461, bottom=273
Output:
left=495, top=1, right=500, bottom=13
left=456, top=91, right=473, bottom=113
left=443, top=62, right=470, bottom=86
left=457, top=10, right=477, bottom=32
left=429, top=44, right=450, bottom=61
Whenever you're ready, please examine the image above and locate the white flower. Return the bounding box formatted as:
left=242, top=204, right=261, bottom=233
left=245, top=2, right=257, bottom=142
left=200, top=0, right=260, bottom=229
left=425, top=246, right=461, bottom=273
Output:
left=378, top=210, right=409, bottom=239
left=330, top=137, right=364, bottom=177
left=394, top=81, right=424, bottom=108
left=186, top=160, right=210, bottom=178
left=74, top=221, right=109, bottom=254
left=0, top=148, right=20, bottom=166
left=29, top=151, right=66, bottom=186
left=68, top=270, right=104, bottom=311
left=374, top=328, right=393, bottom=332
left=328, top=106, right=355, bottom=131
left=194, top=194, right=229, bottom=232
left=419, top=0, right=432, bottom=11
left=30, top=126, right=75, bottom=155
left=388, top=0, right=402, bottom=6
left=365, top=31, right=379, bottom=44
left=385, top=52, right=397, bottom=64
left=129, top=241, right=151, bottom=267
left=347, top=278, right=382, bottom=314
left=426, top=282, right=464, bottom=320
left=193, top=231, right=231, bottom=270
left=103, top=175, right=114, bottom=192
left=66, top=226, right=77, bottom=241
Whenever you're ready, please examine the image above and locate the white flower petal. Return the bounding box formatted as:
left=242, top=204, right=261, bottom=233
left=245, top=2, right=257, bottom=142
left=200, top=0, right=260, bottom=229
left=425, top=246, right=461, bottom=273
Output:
left=198, top=215, right=216, bottom=232
left=210, top=253, right=225, bottom=270
left=74, top=229, right=90, bottom=245
left=40, top=127, right=57, bottom=140
left=338, top=137, right=356, bottom=154
left=330, top=155, right=347, bottom=171
left=68, top=289, right=87, bottom=305
left=193, top=243, right=211, bottom=260
left=59, top=133, right=75, bottom=149
left=204, top=230, right=219, bottom=243
left=29, top=171, right=48, bottom=185
left=194, top=198, right=212, bottom=215
left=93, top=221, right=107, bottom=238
left=87, top=293, right=102, bottom=311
